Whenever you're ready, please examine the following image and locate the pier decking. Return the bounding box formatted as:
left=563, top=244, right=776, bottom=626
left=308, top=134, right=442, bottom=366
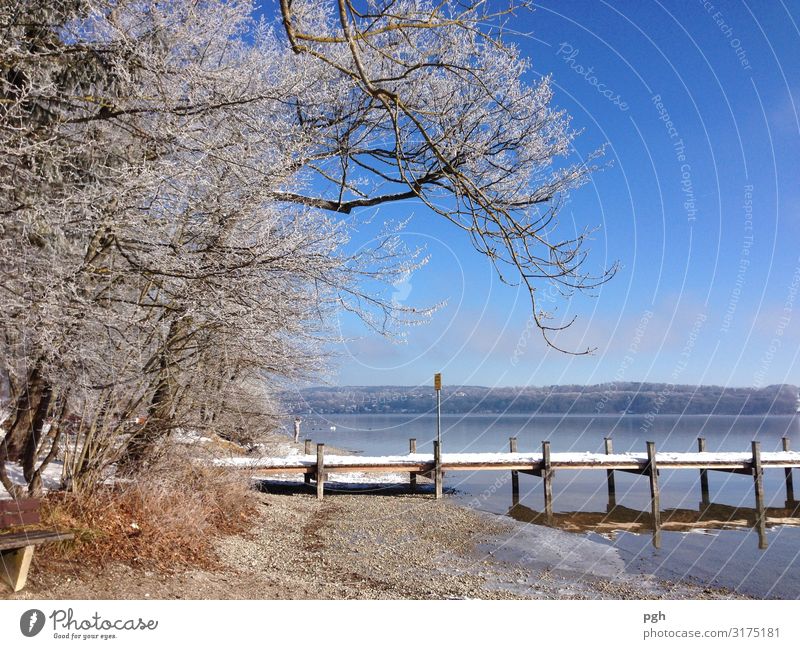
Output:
left=221, top=449, right=800, bottom=474
left=218, top=437, right=800, bottom=548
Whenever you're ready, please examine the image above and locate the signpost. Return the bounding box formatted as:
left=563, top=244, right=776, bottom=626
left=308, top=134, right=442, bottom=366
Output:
left=434, top=372, right=442, bottom=447
left=434, top=373, right=442, bottom=499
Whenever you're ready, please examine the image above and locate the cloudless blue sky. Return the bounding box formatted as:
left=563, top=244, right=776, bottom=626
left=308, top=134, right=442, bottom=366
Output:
left=263, top=1, right=800, bottom=389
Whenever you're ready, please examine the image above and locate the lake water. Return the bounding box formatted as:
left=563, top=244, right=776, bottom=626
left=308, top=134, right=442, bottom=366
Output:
left=292, top=413, right=800, bottom=598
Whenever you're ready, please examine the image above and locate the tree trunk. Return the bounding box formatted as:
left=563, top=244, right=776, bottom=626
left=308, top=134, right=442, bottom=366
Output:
left=29, top=390, right=68, bottom=496
left=1, top=365, right=45, bottom=463
left=3, top=367, right=42, bottom=462
left=134, top=360, right=172, bottom=462
left=22, top=381, right=53, bottom=483
left=118, top=320, right=181, bottom=471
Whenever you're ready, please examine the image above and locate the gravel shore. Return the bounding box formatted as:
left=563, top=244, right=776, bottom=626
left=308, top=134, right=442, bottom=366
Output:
left=11, top=483, right=744, bottom=600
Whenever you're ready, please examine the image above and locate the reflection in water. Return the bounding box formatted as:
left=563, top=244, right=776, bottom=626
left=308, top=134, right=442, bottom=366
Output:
left=508, top=500, right=800, bottom=550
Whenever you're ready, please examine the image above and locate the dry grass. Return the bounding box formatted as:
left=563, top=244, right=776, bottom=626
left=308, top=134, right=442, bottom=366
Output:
left=39, top=455, right=256, bottom=572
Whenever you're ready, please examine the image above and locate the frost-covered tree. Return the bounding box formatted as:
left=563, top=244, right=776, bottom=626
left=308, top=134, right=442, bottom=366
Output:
left=0, top=0, right=612, bottom=494
left=276, top=0, right=616, bottom=350
left=0, top=0, right=424, bottom=490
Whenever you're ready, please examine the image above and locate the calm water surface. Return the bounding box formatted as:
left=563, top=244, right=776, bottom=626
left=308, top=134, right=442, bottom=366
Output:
left=293, top=413, right=800, bottom=598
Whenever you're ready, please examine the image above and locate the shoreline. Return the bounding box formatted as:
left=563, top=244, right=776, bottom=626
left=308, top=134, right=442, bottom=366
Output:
left=3, top=433, right=747, bottom=600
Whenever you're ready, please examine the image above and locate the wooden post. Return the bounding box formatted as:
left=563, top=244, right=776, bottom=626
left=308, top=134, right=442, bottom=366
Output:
left=752, top=441, right=767, bottom=549
left=510, top=437, right=519, bottom=504
left=783, top=437, right=795, bottom=507
left=647, top=441, right=661, bottom=549
left=433, top=441, right=443, bottom=500
left=316, top=443, right=325, bottom=501
left=304, top=439, right=312, bottom=485
left=542, top=440, right=553, bottom=521
left=698, top=437, right=710, bottom=508
left=409, top=438, right=417, bottom=494
left=604, top=437, right=616, bottom=509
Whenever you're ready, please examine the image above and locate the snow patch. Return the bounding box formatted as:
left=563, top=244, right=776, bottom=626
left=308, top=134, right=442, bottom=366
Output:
left=1, top=461, right=64, bottom=499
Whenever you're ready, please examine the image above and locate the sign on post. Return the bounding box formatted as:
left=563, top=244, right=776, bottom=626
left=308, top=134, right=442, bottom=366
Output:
left=434, top=372, right=443, bottom=498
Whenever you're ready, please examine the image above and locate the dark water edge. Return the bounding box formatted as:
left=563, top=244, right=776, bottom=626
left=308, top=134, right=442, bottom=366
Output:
left=606, top=526, right=800, bottom=598
left=291, top=413, right=800, bottom=599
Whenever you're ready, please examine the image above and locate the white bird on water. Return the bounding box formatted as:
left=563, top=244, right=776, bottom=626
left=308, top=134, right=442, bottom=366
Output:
left=330, top=425, right=337, bottom=431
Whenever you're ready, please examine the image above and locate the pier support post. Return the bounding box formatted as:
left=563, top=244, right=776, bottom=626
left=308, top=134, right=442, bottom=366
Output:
left=304, top=439, right=313, bottom=485
left=542, top=441, right=553, bottom=521
left=752, top=441, right=767, bottom=549
left=783, top=437, right=795, bottom=508
left=434, top=441, right=443, bottom=500
left=510, top=437, right=519, bottom=505
left=409, top=438, right=417, bottom=494
left=604, top=437, right=616, bottom=510
left=316, top=443, right=325, bottom=501
left=647, top=441, right=661, bottom=549
left=698, top=437, right=710, bottom=508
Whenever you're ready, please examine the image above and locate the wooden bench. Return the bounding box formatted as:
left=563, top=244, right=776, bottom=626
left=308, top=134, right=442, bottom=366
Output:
left=0, top=498, right=73, bottom=593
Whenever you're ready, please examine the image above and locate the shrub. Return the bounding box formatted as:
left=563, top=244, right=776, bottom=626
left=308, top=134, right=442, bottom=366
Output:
left=41, top=456, right=255, bottom=571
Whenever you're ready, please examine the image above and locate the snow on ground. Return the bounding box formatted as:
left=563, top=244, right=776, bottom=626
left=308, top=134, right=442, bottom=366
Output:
left=215, top=453, right=430, bottom=468
left=255, top=471, right=408, bottom=486
left=249, top=441, right=300, bottom=457
left=0, top=461, right=64, bottom=499
left=173, top=429, right=212, bottom=445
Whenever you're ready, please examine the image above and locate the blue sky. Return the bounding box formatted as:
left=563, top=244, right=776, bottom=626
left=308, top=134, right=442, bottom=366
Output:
left=266, top=1, right=800, bottom=389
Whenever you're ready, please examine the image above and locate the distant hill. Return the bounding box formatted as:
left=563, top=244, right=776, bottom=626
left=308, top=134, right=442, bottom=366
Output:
left=282, top=383, right=800, bottom=416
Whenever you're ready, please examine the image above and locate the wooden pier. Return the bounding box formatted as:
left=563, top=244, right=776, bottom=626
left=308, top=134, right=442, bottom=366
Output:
left=221, top=437, right=800, bottom=548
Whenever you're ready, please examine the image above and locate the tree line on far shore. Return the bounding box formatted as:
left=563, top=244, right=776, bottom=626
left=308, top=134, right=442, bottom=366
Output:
left=286, top=383, right=800, bottom=416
